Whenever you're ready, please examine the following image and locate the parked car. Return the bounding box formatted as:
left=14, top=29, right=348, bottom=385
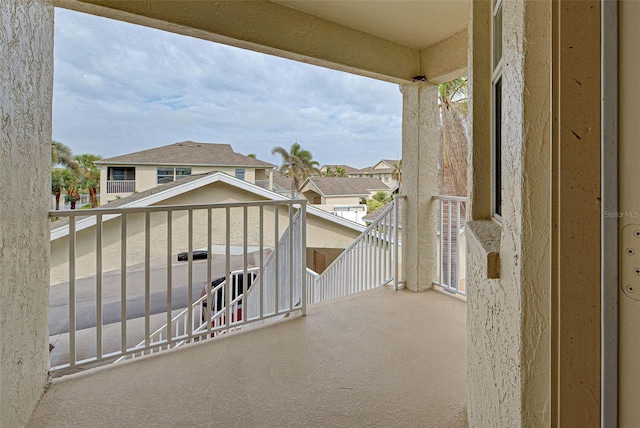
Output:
left=201, top=271, right=257, bottom=324
left=177, top=249, right=208, bottom=261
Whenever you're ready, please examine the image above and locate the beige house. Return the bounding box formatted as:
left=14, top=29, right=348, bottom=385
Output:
left=2, top=0, right=630, bottom=427
left=359, top=159, right=400, bottom=188
left=321, top=161, right=400, bottom=188
left=50, top=172, right=364, bottom=283
left=298, top=176, right=388, bottom=224
left=95, top=141, right=275, bottom=203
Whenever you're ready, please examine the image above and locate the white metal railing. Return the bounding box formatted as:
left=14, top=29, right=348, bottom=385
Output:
left=106, top=180, right=136, bottom=194
left=307, top=196, right=404, bottom=304
left=49, top=199, right=306, bottom=376
left=433, top=195, right=467, bottom=296
left=118, top=267, right=260, bottom=361
left=244, top=210, right=304, bottom=322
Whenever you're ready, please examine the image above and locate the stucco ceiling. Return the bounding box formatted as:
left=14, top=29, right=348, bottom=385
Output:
left=273, top=0, right=468, bottom=50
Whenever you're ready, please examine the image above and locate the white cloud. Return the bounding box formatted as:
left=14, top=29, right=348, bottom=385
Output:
left=53, top=8, right=402, bottom=167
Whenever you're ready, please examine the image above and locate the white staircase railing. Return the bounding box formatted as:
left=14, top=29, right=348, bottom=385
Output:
left=243, top=210, right=304, bottom=324
left=120, top=209, right=306, bottom=360
left=117, top=267, right=256, bottom=361
left=307, top=196, right=404, bottom=305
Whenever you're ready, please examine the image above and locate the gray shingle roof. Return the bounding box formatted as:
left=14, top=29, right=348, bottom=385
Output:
left=305, top=177, right=389, bottom=196
left=272, top=170, right=294, bottom=193
left=95, top=141, right=275, bottom=168
left=103, top=172, right=215, bottom=208
left=320, top=164, right=363, bottom=175
left=362, top=202, right=403, bottom=226
left=49, top=173, right=217, bottom=230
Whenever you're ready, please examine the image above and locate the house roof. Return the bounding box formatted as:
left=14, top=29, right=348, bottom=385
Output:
left=362, top=201, right=403, bottom=227
left=301, top=177, right=389, bottom=197
left=50, top=171, right=366, bottom=240
left=272, top=170, right=294, bottom=193
left=319, top=164, right=363, bottom=175
left=95, top=141, right=275, bottom=168
left=359, top=159, right=399, bottom=173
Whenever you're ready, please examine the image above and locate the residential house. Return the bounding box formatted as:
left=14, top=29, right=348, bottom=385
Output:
left=358, top=159, right=400, bottom=188
left=95, top=141, right=275, bottom=203
left=50, top=171, right=364, bottom=284
left=319, top=163, right=363, bottom=177
left=298, top=176, right=389, bottom=224
left=2, top=1, right=622, bottom=427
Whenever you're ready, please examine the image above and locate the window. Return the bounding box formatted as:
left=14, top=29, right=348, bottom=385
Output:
left=235, top=168, right=245, bottom=181
left=157, top=167, right=191, bottom=184
left=492, top=0, right=503, bottom=218
left=107, top=166, right=135, bottom=181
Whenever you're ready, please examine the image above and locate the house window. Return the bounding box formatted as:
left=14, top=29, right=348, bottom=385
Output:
left=108, top=166, right=135, bottom=181
left=492, top=0, right=503, bottom=218
left=157, top=167, right=191, bottom=184
left=235, top=168, right=245, bottom=181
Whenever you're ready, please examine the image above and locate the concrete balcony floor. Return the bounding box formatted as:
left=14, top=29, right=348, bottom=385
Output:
left=28, top=287, right=467, bottom=428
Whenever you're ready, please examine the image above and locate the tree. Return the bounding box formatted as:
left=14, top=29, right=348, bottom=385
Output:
left=335, top=166, right=347, bottom=177
left=51, top=140, right=79, bottom=173
left=63, top=172, right=81, bottom=210
left=372, top=191, right=391, bottom=203
left=392, top=159, right=403, bottom=192
left=271, top=142, right=320, bottom=197
left=51, top=168, right=74, bottom=211
left=75, top=154, right=102, bottom=208
left=438, top=78, right=468, bottom=197
left=324, top=166, right=337, bottom=177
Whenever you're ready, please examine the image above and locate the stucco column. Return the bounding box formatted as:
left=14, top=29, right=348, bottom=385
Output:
left=401, top=82, right=439, bottom=292
left=0, top=1, right=54, bottom=426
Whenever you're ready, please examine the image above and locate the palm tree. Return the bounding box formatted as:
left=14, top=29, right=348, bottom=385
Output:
left=51, top=140, right=79, bottom=172
left=392, top=159, right=403, bottom=192
left=51, top=168, right=74, bottom=211
left=438, top=78, right=468, bottom=197
left=335, top=166, right=347, bottom=177
left=75, top=154, right=102, bottom=208
left=63, top=172, right=81, bottom=210
left=324, top=166, right=337, bottom=177
left=271, top=142, right=320, bottom=197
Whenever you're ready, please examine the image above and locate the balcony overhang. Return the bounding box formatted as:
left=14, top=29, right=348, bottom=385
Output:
left=53, top=0, right=468, bottom=84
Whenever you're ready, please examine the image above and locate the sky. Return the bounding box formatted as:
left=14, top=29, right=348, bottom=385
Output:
left=53, top=9, right=403, bottom=169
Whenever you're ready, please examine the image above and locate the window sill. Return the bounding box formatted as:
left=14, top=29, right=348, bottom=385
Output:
left=466, top=219, right=501, bottom=279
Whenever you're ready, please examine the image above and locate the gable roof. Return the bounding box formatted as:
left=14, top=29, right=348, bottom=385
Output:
left=95, top=141, right=275, bottom=168
left=359, top=159, right=399, bottom=173
left=51, top=171, right=366, bottom=240
left=301, top=177, right=389, bottom=197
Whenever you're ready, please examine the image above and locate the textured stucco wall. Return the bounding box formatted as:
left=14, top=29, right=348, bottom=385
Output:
left=466, top=0, right=550, bottom=426
left=0, top=0, right=54, bottom=426
left=402, top=83, right=439, bottom=292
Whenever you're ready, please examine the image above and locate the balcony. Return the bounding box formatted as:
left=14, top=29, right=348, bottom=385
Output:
left=39, top=195, right=467, bottom=426
left=30, top=287, right=467, bottom=427
left=106, top=179, right=136, bottom=194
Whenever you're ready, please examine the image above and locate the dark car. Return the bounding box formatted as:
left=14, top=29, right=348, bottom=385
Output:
left=201, top=271, right=257, bottom=324
left=177, top=249, right=208, bottom=261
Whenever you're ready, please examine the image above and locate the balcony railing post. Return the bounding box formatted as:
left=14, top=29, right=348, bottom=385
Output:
left=393, top=197, right=399, bottom=291
left=301, top=202, right=307, bottom=316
